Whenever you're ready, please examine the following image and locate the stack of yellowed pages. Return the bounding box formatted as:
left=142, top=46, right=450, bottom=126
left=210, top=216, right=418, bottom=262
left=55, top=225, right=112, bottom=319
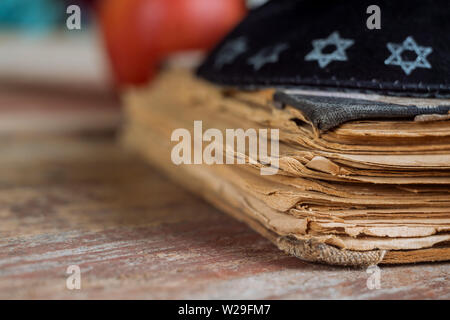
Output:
left=122, top=68, right=450, bottom=266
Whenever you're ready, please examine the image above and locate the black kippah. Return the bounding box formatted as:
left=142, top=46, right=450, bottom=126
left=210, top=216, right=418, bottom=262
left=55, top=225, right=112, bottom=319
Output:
left=197, top=0, right=450, bottom=98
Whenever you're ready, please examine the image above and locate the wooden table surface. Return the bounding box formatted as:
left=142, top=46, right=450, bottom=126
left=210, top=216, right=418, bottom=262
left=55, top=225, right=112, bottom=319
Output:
left=0, top=84, right=448, bottom=300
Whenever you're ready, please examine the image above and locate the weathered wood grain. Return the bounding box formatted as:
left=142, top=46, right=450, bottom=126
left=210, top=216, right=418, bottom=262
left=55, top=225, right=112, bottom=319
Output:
left=0, top=82, right=448, bottom=299
left=0, top=134, right=448, bottom=299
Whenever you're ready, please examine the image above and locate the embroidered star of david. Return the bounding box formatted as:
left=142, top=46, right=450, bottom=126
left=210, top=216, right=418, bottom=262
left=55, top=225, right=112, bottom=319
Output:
left=248, top=43, right=289, bottom=70
left=214, top=37, right=248, bottom=69
left=305, top=31, right=354, bottom=68
left=384, top=36, right=433, bottom=75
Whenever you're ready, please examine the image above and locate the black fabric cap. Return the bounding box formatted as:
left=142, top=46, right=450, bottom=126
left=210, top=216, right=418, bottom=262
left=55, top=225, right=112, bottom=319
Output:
left=197, top=0, right=450, bottom=98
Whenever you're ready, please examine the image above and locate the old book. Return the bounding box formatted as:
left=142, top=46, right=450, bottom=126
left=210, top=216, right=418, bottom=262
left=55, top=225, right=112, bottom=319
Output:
left=121, top=68, right=450, bottom=266
left=122, top=0, right=450, bottom=265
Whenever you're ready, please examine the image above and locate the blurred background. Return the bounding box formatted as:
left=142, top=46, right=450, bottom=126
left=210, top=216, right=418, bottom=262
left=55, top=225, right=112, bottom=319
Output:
left=0, top=0, right=265, bottom=134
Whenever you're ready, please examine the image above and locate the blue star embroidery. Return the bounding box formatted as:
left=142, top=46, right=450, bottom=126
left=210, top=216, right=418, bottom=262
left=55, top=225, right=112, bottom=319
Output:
left=214, top=37, right=248, bottom=69
left=384, top=36, right=432, bottom=75
left=305, top=31, right=354, bottom=68
left=248, top=43, right=289, bottom=70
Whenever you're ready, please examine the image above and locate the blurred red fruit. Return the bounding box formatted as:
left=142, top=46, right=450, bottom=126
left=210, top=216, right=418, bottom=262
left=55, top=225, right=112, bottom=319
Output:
left=96, top=0, right=247, bottom=87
